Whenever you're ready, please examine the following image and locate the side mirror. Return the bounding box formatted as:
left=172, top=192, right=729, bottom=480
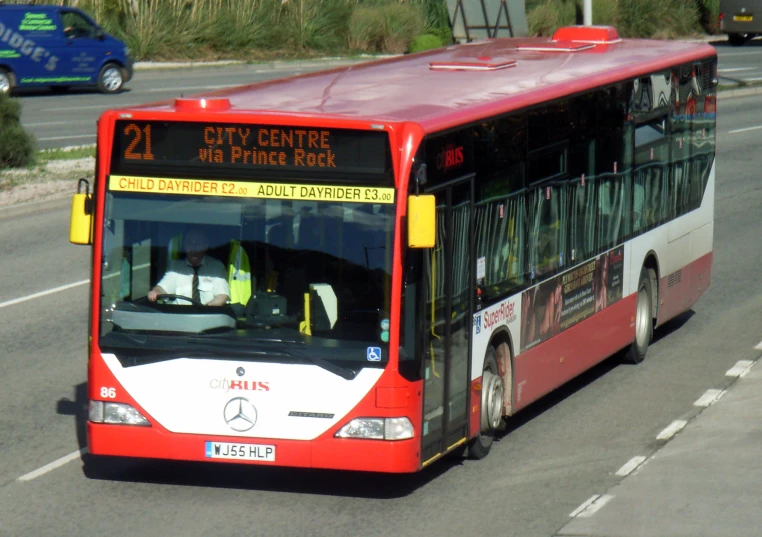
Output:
left=407, top=195, right=435, bottom=248
left=95, top=28, right=105, bottom=40
left=69, top=178, right=93, bottom=245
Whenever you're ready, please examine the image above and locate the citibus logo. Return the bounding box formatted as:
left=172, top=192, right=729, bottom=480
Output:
left=210, top=378, right=270, bottom=392
left=436, top=144, right=464, bottom=172
left=482, top=301, right=516, bottom=330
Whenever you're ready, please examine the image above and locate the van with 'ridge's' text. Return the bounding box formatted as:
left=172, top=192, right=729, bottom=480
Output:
left=0, top=3, right=132, bottom=94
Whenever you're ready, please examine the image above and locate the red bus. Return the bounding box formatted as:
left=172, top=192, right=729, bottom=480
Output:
left=69, top=25, right=716, bottom=473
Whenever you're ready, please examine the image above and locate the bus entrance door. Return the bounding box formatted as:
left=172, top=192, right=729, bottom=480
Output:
left=421, top=175, right=474, bottom=465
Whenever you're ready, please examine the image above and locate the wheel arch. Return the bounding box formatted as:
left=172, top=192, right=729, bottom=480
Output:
left=641, top=251, right=660, bottom=323
left=486, top=326, right=515, bottom=415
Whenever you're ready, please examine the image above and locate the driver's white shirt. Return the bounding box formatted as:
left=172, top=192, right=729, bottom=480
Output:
left=156, top=256, right=229, bottom=305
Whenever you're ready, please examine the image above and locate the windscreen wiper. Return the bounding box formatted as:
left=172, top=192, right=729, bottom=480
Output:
left=273, top=346, right=358, bottom=381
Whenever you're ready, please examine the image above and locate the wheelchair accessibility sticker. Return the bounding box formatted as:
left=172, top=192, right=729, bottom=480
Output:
left=367, top=347, right=381, bottom=362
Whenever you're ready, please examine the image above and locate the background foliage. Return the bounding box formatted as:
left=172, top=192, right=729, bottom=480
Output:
left=0, top=93, right=35, bottom=170
left=3, top=0, right=720, bottom=60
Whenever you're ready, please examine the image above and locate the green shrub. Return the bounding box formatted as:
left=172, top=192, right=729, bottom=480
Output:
left=527, top=0, right=575, bottom=36
left=381, top=3, right=425, bottom=53
left=409, top=33, right=444, bottom=53
left=0, top=93, right=35, bottom=169
left=616, top=0, right=701, bottom=38
left=348, top=2, right=425, bottom=53
left=348, top=5, right=388, bottom=51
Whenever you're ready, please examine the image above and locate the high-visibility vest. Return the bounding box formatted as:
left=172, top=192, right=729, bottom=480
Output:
left=168, top=233, right=183, bottom=261
left=227, top=240, right=252, bottom=305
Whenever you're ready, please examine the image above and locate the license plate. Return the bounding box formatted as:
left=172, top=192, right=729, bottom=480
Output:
left=205, top=441, right=276, bottom=461
left=734, top=14, right=753, bottom=22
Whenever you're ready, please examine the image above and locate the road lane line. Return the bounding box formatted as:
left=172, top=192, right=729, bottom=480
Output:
left=754, top=340, right=762, bottom=351
left=573, top=495, right=614, bottom=518
left=728, top=125, right=762, bottom=134
left=569, top=495, right=600, bottom=517
left=17, top=448, right=87, bottom=482
left=38, top=134, right=96, bottom=142
left=145, top=84, right=238, bottom=93
left=615, top=456, right=647, bottom=477
left=0, top=279, right=89, bottom=309
left=726, top=360, right=754, bottom=377
left=693, top=388, right=726, bottom=407
left=718, top=67, right=756, bottom=72
left=656, top=420, right=687, bottom=441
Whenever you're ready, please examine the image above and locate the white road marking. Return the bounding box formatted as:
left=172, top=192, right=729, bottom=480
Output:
left=24, top=121, right=79, bottom=127
left=726, top=360, right=754, bottom=378
left=38, top=134, right=96, bottom=142
left=656, top=420, right=688, bottom=441
left=728, top=125, right=762, bottom=134
left=615, top=456, right=647, bottom=477
left=754, top=340, right=762, bottom=351
left=718, top=67, right=756, bottom=72
left=0, top=279, right=89, bottom=309
left=694, top=388, right=726, bottom=407
left=572, top=494, right=614, bottom=518
left=145, top=84, right=237, bottom=93
left=41, top=103, right=139, bottom=112
left=569, top=495, right=600, bottom=517
left=17, top=448, right=87, bottom=482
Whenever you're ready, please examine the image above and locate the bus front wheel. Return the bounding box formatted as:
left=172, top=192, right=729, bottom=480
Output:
left=624, top=268, right=654, bottom=364
left=468, top=347, right=504, bottom=459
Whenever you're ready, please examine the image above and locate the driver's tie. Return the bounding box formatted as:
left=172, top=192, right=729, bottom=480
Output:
left=192, top=266, right=200, bottom=304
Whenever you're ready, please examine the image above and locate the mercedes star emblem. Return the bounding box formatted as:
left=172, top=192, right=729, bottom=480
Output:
left=223, top=397, right=257, bottom=432
left=236, top=367, right=245, bottom=377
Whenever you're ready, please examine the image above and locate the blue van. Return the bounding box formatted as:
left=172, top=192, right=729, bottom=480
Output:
left=0, top=3, right=133, bottom=94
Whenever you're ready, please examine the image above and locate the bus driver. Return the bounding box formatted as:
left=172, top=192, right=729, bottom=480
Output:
left=147, top=228, right=230, bottom=306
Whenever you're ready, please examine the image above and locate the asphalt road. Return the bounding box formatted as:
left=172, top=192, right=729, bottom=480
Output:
left=15, top=59, right=365, bottom=150
left=12, top=41, right=762, bottom=150
left=3, top=57, right=762, bottom=537
left=715, top=36, right=762, bottom=83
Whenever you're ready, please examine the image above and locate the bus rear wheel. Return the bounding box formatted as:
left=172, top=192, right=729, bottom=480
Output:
left=468, top=347, right=504, bottom=459
left=624, top=268, right=654, bottom=364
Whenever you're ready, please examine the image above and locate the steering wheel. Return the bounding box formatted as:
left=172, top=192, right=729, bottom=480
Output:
left=156, top=293, right=204, bottom=307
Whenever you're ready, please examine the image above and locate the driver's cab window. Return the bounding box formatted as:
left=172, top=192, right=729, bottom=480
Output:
left=61, top=11, right=96, bottom=39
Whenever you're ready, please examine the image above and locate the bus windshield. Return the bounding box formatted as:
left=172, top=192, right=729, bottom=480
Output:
left=98, top=187, right=395, bottom=370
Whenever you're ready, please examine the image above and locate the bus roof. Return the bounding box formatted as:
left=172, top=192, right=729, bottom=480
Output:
left=131, top=29, right=716, bottom=134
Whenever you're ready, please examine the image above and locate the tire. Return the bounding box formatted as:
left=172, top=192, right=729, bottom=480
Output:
left=468, top=346, right=505, bottom=459
left=728, top=33, right=748, bottom=46
left=0, top=68, right=11, bottom=95
left=624, top=268, right=654, bottom=364
left=97, top=63, right=124, bottom=94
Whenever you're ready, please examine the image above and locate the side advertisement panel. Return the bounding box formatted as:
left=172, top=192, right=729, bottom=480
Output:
left=521, top=246, right=624, bottom=352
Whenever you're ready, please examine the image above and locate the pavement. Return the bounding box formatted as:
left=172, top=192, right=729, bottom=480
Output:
left=556, top=353, right=762, bottom=537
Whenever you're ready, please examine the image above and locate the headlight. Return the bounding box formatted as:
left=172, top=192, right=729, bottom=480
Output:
left=89, top=400, right=150, bottom=426
left=335, top=417, right=413, bottom=440
left=124, top=46, right=131, bottom=57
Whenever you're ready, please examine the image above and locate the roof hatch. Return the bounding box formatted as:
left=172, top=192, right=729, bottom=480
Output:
left=516, top=41, right=595, bottom=53
left=429, top=58, right=517, bottom=71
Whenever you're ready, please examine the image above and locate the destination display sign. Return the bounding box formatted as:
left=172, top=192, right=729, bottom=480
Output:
left=111, top=121, right=390, bottom=177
